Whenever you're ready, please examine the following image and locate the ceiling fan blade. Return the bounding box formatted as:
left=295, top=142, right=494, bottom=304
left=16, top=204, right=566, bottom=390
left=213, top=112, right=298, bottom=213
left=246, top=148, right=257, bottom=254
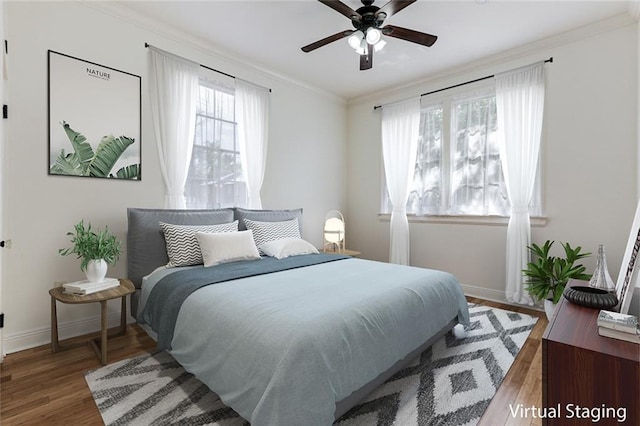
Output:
left=376, top=0, right=417, bottom=19
left=302, top=30, right=355, bottom=53
left=318, top=0, right=362, bottom=21
left=382, top=25, right=437, bottom=47
left=360, top=45, right=373, bottom=70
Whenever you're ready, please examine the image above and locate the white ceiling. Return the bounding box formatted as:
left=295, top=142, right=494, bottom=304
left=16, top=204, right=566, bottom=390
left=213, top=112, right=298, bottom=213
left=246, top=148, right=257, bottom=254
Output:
left=118, top=0, right=633, bottom=100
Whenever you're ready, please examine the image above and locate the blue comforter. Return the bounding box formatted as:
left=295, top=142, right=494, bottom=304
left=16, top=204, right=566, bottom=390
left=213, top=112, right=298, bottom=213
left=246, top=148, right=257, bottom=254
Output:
left=138, top=254, right=349, bottom=350
left=138, top=257, right=469, bottom=426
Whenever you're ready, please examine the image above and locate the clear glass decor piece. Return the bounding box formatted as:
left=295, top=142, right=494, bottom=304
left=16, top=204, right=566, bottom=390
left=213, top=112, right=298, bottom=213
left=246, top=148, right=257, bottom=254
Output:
left=589, top=244, right=616, bottom=292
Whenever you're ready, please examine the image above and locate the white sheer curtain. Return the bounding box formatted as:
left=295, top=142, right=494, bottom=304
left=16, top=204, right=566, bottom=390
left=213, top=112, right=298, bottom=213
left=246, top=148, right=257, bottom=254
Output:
left=450, top=90, right=507, bottom=216
left=149, top=47, right=199, bottom=208
left=235, top=79, right=269, bottom=209
left=496, top=62, right=545, bottom=305
left=382, top=99, right=421, bottom=265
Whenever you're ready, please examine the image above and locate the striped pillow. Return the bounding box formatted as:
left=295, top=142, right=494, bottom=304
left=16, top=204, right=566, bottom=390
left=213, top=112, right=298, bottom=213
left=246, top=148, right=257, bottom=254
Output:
left=160, top=221, right=238, bottom=267
left=243, top=218, right=301, bottom=253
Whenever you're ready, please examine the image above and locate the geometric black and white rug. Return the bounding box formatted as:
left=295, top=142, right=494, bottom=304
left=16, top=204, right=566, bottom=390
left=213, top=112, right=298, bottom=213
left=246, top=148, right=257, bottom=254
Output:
left=85, top=304, right=537, bottom=426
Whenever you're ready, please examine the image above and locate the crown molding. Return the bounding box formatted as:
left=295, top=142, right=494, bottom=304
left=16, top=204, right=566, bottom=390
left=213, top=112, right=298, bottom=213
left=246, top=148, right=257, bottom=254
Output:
left=78, top=1, right=347, bottom=106
left=349, top=12, right=636, bottom=107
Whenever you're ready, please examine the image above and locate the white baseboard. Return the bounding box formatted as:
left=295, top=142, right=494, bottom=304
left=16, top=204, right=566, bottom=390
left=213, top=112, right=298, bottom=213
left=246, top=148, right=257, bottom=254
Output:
left=3, top=311, right=135, bottom=355
left=460, top=282, right=544, bottom=312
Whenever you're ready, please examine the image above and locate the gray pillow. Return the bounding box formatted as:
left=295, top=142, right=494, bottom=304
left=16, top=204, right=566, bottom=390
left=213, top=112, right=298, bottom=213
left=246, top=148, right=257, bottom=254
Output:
left=127, top=208, right=235, bottom=289
left=234, top=207, right=303, bottom=234
left=244, top=218, right=301, bottom=253
left=160, top=221, right=238, bottom=267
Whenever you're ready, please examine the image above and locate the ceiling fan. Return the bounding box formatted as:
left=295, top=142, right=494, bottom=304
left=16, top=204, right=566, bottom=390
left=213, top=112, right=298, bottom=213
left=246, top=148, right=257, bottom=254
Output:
left=301, top=0, right=437, bottom=71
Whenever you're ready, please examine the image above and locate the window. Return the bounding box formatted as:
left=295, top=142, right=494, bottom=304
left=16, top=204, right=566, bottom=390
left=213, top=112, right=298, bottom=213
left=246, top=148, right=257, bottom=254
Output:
left=383, top=84, right=541, bottom=217
left=185, top=80, right=247, bottom=209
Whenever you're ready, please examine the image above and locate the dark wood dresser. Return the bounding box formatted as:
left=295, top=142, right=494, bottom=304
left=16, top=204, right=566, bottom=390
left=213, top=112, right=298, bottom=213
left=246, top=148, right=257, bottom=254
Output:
left=542, top=291, right=640, bottom=425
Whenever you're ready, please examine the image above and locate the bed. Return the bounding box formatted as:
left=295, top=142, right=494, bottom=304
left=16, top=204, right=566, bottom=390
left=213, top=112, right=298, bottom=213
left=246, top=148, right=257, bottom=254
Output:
left=128, top=207, right=470, bottom=425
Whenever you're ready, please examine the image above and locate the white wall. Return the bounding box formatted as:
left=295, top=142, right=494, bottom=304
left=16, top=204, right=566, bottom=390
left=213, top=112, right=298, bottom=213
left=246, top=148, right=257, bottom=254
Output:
left=346, top=17, right=638, bottom=302
left=2, top=2, right=347, bottom=353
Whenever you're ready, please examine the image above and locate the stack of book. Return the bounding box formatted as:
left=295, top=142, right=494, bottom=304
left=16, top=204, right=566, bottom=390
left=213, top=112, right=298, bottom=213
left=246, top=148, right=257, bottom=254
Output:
left=597, top=310, right=640, bottom=344
left=63, top=278, right=120, bottom=295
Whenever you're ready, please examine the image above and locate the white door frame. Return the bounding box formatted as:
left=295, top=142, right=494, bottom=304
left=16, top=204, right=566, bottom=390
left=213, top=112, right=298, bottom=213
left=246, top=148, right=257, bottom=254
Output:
left=0, top=0, right=7, bottom=360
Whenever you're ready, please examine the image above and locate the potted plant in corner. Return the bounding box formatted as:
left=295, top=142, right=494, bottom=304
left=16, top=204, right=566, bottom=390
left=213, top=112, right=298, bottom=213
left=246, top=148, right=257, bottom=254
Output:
left=59, top=220, right=121, bottom=283
left=523, top=240, right=591, bottom=320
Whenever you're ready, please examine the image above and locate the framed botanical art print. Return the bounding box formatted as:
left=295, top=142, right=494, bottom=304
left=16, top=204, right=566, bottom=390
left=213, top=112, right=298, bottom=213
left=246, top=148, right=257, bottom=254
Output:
left=48, top=50, right=141, bottom=180
left=616, top=200, right=640, bottom=314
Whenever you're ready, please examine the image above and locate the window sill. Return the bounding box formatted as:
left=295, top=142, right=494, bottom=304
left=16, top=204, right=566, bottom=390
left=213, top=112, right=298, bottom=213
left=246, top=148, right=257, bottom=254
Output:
left=377, top=213, right=548, bottom=227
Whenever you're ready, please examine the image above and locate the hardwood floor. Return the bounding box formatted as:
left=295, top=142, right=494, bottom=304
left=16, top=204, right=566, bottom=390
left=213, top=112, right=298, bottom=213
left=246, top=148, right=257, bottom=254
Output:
left=0, top=298, right=547, bottom=425
left=1, top=324, right=156, bottom=425
left=470, top=297, right=548, bottom=426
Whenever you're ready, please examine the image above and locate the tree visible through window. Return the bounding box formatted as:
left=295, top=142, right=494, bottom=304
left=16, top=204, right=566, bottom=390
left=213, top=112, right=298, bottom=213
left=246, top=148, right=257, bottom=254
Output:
left=383, top=85, right=541, bottom=217
left=450, top=93, right=508, bottom=215
left=185, top=81, right=247, bottom=209
left=408, top=105, right=442, bottom=215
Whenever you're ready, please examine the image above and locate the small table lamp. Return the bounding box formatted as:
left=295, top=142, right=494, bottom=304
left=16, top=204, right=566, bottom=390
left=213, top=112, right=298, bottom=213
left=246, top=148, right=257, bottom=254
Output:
left=323, top=210, right=345, bottom=253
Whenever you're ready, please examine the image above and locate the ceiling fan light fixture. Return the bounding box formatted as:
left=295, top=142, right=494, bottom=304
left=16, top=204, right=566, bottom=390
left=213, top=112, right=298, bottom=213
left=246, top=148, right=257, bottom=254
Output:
left=356, top=38, right=368, bottom=55
left=303, top=0, right=437, bottom=70
left=365, top=27, right=382, bottom=45
left=347, top=30, right=364, bottom=49
left=374, top=39, right=387, bottom=52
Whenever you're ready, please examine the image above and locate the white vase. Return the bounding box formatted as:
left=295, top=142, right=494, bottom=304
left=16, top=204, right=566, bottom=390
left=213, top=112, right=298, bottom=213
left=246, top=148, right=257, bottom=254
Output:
left=544, top=299, right=557, bottom=321
left=85, top=259, right=108, bottom=283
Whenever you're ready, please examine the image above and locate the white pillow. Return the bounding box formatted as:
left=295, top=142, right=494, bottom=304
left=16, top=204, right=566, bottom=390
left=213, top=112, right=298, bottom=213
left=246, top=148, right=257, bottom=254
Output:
left=160, top=221, right=239, bottom=267
left=195, top=230, right=261, bottom=267
left=243, top=218, right=301, bottom=253
left=260, top=238, right=319, bottom=259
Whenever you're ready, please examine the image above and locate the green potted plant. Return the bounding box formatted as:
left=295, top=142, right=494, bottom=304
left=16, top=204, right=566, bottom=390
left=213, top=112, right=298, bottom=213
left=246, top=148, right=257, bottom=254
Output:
left=523, top=240, right=591, bottom=320
left=59, top=220, right=121, bottom=283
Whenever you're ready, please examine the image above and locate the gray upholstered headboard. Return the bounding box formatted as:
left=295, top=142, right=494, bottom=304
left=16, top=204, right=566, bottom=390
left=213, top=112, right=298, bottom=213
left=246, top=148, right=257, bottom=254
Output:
left=126, top=207, right=303, bottom=318
left=127, top=208, right=234, bottom=316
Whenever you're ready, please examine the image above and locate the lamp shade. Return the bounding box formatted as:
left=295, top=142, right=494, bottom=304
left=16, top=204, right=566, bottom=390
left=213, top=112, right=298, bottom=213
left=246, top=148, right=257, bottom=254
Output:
left=323, top=210, right=345, bottom=252
left=324, top=218, right=345, bottom=243
left=374, top=39, right=387, bottom=52
left=347, top=31, right=364, bottom=50
left=366, top=28, right=382, bottom=45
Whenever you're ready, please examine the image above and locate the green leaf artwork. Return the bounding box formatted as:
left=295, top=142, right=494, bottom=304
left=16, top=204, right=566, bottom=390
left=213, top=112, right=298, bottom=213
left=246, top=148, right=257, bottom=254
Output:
left=50, top=122, right=140, bottom=180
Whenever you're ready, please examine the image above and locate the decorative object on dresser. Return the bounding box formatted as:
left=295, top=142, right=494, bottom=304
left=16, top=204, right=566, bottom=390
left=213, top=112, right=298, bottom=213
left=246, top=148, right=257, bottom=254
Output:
left=589, top=243, right=616, bottom=292
left=597, top=309, right=640, bottom=344
left=59, top=220, right=121, bottom=283
left=48, top=50, right=141, bottom=180
left=614, top=200, right=640, bottom=314
left=522, top=240, right=591, bottom=320
left=542, top=295, right=640, bottom=425
left=562, top=283, right=618, bottom=310
left=597, top=326, right=640, bottom=344
left=598, top=309, right=639, bottom=333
